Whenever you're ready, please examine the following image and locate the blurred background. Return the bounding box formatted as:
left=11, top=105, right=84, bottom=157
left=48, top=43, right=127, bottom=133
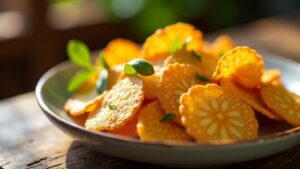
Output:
left=0, top=0, right=299, bottom=99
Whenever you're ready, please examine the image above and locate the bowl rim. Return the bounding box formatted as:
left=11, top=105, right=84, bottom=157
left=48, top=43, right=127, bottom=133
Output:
left=35, top=54, right=300, bottom=148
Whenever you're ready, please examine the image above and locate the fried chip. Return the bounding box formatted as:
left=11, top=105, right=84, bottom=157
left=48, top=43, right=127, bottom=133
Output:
left=102, top=38, right=140, bottom=66
left=140, top=74, right=160, bottom=100
left=64, top=73, right=104, bottom=116
left=108, top=64, right=124, bottom=88
left=180, top=84, right=258, bottom=142
left=212, top=46, right=264, bottom=89
left=142, top=22, right=203, bottom=61
left=260, top=84, right=300, bottom=126
left=261, top=69, right=281, bottom=85
left=85, top=76, right=144, bottom=130
left=158, top=63, right=206, bottom=125
left=71, top=113, right=89, bottom=126
left=108, top=112, right=139, bottom=137
left=164, top=49, right=218, bottom=77
left=137, top=100, right=191, bottom=142
left=209, top=35, right=235, bottom=57
left=220, top=78, right=281, bottom=120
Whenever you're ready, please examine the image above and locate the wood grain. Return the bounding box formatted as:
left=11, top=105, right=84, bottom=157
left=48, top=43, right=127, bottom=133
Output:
left=1, top=15, right=300, bottom=169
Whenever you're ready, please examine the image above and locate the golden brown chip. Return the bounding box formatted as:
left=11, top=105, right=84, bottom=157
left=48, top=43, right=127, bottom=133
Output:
left=260, top=84, right=300, bottom=126
left=158, top=63, right=206, bottom=125
left=261, top=69, right=281, bottom=85
left=64, top=73, right=103, bottom=116
left=212, top=46, right=264, bottom=89
left=180, top=84, right=259, bottom=142
left=220, top=78, right=280, bottom=120
left=102, top=38, right=140, bottom=66
left=108, top=113, right=139, bottom=137
left=208, top=35, right=235, bottom=57
left=164, top=49, right=218, bottom=77
left=85, top=76, right=144, bottom=130
left=140, top=74, right=160, bottom=100
left=142, top=22, right=203, bottom=61
left=137, top=100, right=191, bottom=142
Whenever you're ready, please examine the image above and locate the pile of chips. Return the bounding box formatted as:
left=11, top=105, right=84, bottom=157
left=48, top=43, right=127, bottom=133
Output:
left=64, top=23, right=300, bottom=144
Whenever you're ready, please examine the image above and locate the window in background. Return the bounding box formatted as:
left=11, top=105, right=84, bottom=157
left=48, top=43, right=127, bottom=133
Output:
left=0, top=0, right=27, bottom=40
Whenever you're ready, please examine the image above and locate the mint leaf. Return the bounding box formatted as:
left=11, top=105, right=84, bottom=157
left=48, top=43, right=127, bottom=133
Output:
left=124, top=64, right=137, bottom=75
left=170, top=37, right=181, bottom=53
left=67, top=40, right=92, bottom=69
left=67, top=69, right=96, bottom=92
left=160, top=113, right=176, bottom=122
left=196, top=73, right=210, bottom=82
left=182, top=36, right=192, bottom=50
left=98, top=52, right=109, bottom=69
left=108, top=104, right=117, bottom=110
left=96, top=69, right=108, bottom=94
left=128, top=59, right=154, bottom=76
left=191, top=50, right=202, bottom=61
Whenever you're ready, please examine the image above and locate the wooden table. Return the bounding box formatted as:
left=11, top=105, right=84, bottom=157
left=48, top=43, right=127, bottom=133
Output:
left=1, top=15, right=300, bottom=169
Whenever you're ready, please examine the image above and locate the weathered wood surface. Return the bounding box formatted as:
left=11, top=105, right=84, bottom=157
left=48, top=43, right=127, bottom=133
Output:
left=1, top=15, right=300, bottom=169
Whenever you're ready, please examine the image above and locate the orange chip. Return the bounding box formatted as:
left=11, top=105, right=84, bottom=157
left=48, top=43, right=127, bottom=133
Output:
left=209, top=35, right=235, bottom=57
left=64, top=91, right=106, bottom=117
left=102, top=38, right=140, bottom=66
left=142, top=22, right=203, bottom=61
left=85, top=76, right=144, bottom=131
left=261, top=69, right=281, bottom=85
left=64, top=73, right=103, bottom=116
left=220, top=78, right=281, bottom=120
left=137, top=100, right=191, bottom=142
left=71, top=113, right=89, bottom=126
left=260, top=84, right=300, bottom=126
left=108, top=112, right=139, bottom=137
left=180, top=84, right=259, bottom=142
left=108, top=64, right=124, bottom=88
left=140, top=74, right=160, bottom=100
left=158, top=63, right=206, bottom=125
left=164, top=49, right=219, bottom=77
left=212, top=46, right=264, bottom=89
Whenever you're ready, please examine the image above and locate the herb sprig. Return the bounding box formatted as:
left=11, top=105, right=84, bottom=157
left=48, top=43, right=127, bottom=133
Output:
left=124, top=59, right=155, bottom=76
left=66, top=40, right=109, bottom=94
left=160, top=113, right=176, bottom=122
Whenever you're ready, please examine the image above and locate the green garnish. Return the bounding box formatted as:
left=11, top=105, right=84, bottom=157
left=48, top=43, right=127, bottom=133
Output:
left=67, top=40, right=93, bottom=69
left=96, top=69, right=108, bottom=94
left=66, top=40, right=110, bottom=93
left=67, top=69, right=96, bottom=92
left=108, top=104, right=117, bottom=110
left=191, top=50, right=202, bottom=61
left=160, top=113, right=176, bottom=122
left=125, top=59, right=154, bottom=76
left=182, top=36, right=192, bottom=50
left=196, top=73, right=210, bottom=82
left=124, top=64, right=137, bottom=75
left=98, top=52, right=110, bottom=69
left=170, top=37, right=181, bottom=53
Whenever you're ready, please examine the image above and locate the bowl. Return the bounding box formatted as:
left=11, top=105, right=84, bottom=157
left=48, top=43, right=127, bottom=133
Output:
left=36, top=54, right=300, bottom=167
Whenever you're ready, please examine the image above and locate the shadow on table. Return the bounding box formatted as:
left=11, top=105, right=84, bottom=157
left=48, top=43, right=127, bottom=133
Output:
left=65, top=141, right=176, bottom=169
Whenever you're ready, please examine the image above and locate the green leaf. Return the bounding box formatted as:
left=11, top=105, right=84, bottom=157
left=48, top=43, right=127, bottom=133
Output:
left=196, top=73, right=210, bottom=82
left=170, top=37, right=181, bottom=53
left=96, top=69, right=108, bottom=94
left=108, top=104, right=117, bottom=110
left=124, top=64, right=137, bottom=75
left=98, top=52, right=110, bottom=69
left=128, top=59, right=155, bottom=76
left=191, top=50, right=202, bottom=61
left=67, top=40, right=92, bottom=69
left=182, top=36, right=192, bottom=50
left=160, top=113, right=176, bottom=122
left=67, top=69, right=95, bottom=92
